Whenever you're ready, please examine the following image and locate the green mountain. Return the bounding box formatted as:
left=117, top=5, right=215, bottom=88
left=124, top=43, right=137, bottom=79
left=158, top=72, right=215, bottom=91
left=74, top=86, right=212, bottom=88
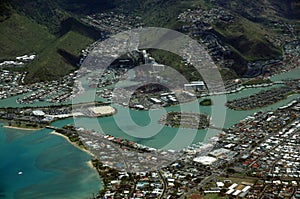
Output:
left=115, top=0, right=291, bottom=75
left=122, top=0, right=298, bottom=76
left=0, top=1, right=103, bottom=82
left=0, top=0, right=298, bottom=82
left=214, top=0, right=300, bottom=20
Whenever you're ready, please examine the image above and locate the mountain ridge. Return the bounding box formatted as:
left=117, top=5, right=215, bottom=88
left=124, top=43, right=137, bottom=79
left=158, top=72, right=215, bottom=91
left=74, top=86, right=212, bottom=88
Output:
left=0, top=0, right=298, bottom=82
left=0, top=1, right=104, bottom=82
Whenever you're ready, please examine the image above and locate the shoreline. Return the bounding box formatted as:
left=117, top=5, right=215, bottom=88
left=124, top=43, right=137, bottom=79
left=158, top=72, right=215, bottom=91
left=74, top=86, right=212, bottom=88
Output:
left=50, top=131, right=95, bottom=157
left=3, top=125, right=42, bottom=131
left=50, top=130, right=103, bottom=196
left=87, top=160, right=96, bottom=170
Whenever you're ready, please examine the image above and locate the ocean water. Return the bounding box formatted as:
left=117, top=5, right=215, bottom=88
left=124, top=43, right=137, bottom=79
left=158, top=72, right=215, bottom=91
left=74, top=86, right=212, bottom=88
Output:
left=0, top=123, right=101, bottom=199
left=72, top=84, right=300, bottom=149
left=0, top=67, right=298, bottom=198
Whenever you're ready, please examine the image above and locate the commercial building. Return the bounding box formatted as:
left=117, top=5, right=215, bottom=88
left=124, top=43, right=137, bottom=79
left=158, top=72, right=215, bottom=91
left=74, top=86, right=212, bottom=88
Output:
left=184, top=81, right=205, bottom=91
left=193, top=156, right=217, bottom=165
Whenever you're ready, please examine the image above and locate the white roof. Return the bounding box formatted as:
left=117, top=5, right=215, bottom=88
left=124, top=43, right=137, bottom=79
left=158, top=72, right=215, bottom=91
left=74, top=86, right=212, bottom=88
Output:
left=135, top=105, right=144, bottom=109
left=242, top=186, right=251, bottom=192
left=193, top=156, right=217, bottom=165
left=32, top=110, right=45, bottom=116
left=216, top=182, right=225, bottom=187
left=150, top=98, right=161, bottom=103
left=233, top=190, right=242, bottom=196
left=209, top=148, right=230, bottom=157
left=191, top=81, right=205, bottom=85
left=228, top=183, right=238, bottom=190
left=226, top=189, right=235, bottom=195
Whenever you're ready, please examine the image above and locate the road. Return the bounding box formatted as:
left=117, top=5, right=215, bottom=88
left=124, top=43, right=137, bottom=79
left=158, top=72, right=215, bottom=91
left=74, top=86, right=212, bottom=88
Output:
left=158, top=170, right=167, bottom=199
left=250, top=129, right=300, bottom=167
left=179, top=173, right=217, bottom=199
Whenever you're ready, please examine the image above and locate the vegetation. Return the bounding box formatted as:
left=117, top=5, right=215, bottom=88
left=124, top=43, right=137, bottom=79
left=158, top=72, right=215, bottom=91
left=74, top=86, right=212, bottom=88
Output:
left=211, top=17, right=282, bottom=76
left=0, top=0, right=297, bottom=82
left=0, top=13, right=55, bottom=60
left=92, top=159, right=135, bottom=198
left=149, top=49, right=202, bottom=81
left=0, top=2, right=101, bottom=83
left=25, top=30, right=93, bottom=82
left=213, top=0, right=300, bottom=20
left=242, top=78, right=272, bottom=86
left=56, top=126, right=86, bottom=150
left=7, top=121, right=43, bottom=129
left=159, top=111, right=210, bottom=129
left=213, top=17, right=282, bottom=61
left=6, top=0, right=115, bottom=33
left=200, top=99, right=212, bottom=106
left=126, top=0, right=287, bottom=78
left=220, top=68, right=239, bottom=80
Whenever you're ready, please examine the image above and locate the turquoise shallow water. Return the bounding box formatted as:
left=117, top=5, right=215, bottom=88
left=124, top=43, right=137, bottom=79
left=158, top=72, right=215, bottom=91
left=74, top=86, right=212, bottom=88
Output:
left=72, top=86, right=299, bottom=149
left=0, top=123, right=101, bottom=199
left=0, top=67, right=299, bottom=198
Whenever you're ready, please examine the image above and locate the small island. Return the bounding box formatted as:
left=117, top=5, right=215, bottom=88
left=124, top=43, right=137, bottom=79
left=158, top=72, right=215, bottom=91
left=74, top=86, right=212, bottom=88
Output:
left=159, top=111, right=210, bottom=130
left=199, top=99, right=212, bottom=106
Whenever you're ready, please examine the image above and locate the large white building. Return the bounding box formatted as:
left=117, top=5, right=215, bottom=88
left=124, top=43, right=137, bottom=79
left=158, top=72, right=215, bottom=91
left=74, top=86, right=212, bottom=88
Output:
left=184, top=81, right=205, bottom=91
left=193, top=156, right=217, bottom=165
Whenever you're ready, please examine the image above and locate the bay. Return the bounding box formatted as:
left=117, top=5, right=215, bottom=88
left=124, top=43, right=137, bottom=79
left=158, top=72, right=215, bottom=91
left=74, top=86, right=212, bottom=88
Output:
left=0, top=122, right=101, bottom=199
left=0, top=67, right=298, bottom=198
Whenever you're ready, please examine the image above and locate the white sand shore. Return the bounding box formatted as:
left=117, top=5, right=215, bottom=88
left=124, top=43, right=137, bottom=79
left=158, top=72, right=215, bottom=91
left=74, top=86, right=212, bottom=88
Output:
left=87, top=160, right=97, bottom=170
left=50, top=131, right=95, bottom=157
left=3, top=125, right=42, bottom=131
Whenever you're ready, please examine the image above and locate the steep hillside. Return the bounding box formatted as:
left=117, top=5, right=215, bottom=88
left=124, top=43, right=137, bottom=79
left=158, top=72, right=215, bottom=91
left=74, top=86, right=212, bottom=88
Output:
left=0, top=1, right=102, bottom=82
left=0, top=13, right=55, bottom=60
left=212, top=16, right=282, bottom=61
left=111, top=0, right=287, bottom=76
left=214, top=0, right=300, bottom=21
left=6, top=0, right=116, bottom=34
left=25, top=31, right=93, bottom=82
left=0, top=0, right=298, bottom=81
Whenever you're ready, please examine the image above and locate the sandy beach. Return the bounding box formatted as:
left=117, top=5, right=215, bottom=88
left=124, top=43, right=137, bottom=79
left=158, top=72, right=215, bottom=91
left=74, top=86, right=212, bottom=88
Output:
left=50, top=131, right=95, bottom=157
left=3, top=125, right=42, bottom=131
left=87, top=160, right=97, bottom=170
